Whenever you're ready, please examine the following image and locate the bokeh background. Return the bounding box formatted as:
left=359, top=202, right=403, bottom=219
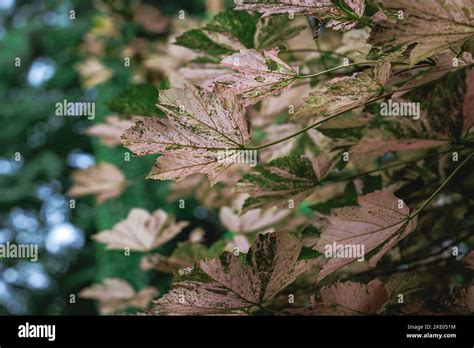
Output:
left=0, top=0, right=230, bottom=315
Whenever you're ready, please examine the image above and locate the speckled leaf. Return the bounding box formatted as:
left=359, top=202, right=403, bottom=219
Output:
left=236, top=156, right=319, bottom=211
left=67, top=163, right=126, bottom=204
left=235, top=0, right=366, bottom=31
left=79, top=278, right=157, bottom=314
left=315, top=190, right=417, bottom=281
left=92, top=208, right=188, bottom=252
left=369, top=0, right=474, bottom=66
left=295, top=65, right=389, bottom=120
left=285, top=279, right=388, bottom=315
left=318, top=279, right=388, bottom=314
left=212, top=48, right=299, bottom=106
left=175, top=10, right=258, bottom=56
left=122, top=84, right=251, bottom=185
left=153, top=230, right=311, bottom=315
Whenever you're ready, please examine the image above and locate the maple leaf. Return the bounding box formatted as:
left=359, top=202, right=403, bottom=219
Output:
left=211, top=48, right=299, bottom=106
left=79, top=278, right=157, bottom=314
left=219, top=195, right=291, bottom=234
left=369, top=0, right=474, bottom=66
left=236, top=156, right=320, bottom=211
left=284, top=279, right=388, bottom=315
left=318, top=279, right=388, bottom=314
left=84, top=116, right=134, bottom=147
left=67, top=163, right=126, bottom=204
left=153, top=230, right=311, bottom=315
left=92, top=208, right=188, bottom=252
left=315, top=190, right=417, bottom=281
left=351, top=137, right=448, bottom=159
left=235, top=0, right=366, bottom=32
left=294, top=63, right=390, bottom=120
left=122, top=84, right=251, bottom=185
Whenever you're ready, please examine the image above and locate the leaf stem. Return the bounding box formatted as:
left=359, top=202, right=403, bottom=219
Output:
left=409, top=152, right=474, bottom=218
left=280, top=48, right=347, bottom=58
left=246, top=90, right=392, bottom=151
left=296, top=61, right=378, bottom=79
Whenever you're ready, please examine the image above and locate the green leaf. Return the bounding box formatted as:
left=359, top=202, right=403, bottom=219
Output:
left=343, top=181, right=358, bottom=205
left=362, top=175, right=383, bottom=194
left=298, top=247, right=322, bottom=260
left=174, top=29, right=235, bottom=56
left=107, top=84, right=161, bottom=117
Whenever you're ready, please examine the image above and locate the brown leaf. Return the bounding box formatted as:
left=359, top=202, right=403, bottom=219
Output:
left=79, top=278, right=157, bottom=314
left=122, top=84, right=251, bottom=185
left=92, top=208, right=188, bottom=252
left=315, top=190, right=417, bottom=281
left=84, top=116, right=134, bottom=147
left=67, top=163, right=126, bottom=203
left=154, top=230, right=312, bottom=315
